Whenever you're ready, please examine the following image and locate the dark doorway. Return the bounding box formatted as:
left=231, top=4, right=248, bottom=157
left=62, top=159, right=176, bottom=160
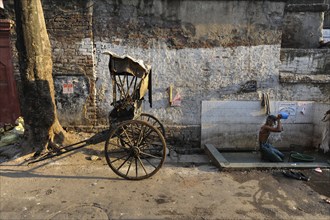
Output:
left=0, top=19, right=20, bottom=126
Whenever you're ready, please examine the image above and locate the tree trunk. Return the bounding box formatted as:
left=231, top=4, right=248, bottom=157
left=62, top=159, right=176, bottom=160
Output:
left=14, top=0, right=66, bottom=152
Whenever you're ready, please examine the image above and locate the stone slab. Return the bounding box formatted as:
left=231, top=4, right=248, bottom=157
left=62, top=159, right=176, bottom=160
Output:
left=205, top=143, right=330, bottom=170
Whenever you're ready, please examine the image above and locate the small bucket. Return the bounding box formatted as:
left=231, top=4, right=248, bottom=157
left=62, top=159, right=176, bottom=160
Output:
left=279, top=112, right=289, bottom=119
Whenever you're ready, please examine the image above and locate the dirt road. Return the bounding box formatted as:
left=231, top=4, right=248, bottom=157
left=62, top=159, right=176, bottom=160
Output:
left=0, top=149, right=329, bottom=220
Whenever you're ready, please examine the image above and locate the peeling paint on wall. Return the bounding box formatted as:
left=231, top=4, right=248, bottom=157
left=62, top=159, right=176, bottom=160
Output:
left=95, top=43, right=282, bottom=125
left=93, top=0, right=285, bottom=48
left=54, top=76, right=90, bottom=126
left=5, top=0, right=329, bottom=148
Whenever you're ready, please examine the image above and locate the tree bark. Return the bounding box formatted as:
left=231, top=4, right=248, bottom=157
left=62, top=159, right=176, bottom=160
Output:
left=14, top=0, right=66, bottom=152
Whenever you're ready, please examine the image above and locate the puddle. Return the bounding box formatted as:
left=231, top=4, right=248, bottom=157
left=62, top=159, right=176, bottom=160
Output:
left=303, top=169, right=330, bottom=198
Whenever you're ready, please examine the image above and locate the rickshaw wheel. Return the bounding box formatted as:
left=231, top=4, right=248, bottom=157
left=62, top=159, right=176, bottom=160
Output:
left=136, top=113, right=166, bottom=137
left=105, top=120, right=166, bottom=180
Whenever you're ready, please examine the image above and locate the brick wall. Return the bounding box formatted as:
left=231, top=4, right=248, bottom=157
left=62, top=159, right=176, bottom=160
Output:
left=42, top=0, right=97, bottom=127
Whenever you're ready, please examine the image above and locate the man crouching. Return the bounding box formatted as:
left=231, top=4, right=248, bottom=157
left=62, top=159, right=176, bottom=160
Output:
left=259, top=115, right=284, bottom=162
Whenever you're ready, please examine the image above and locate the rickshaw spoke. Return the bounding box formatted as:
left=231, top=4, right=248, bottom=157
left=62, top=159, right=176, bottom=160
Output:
left=139, top=151, right=162, bottom=160
left=141, top=125, right=153, bottom=139
left=110, top=152, right=130, bottom=163
left=123, top=125, right=135, bottom=147
left=121, top=125, right=134, bottom=147
left=137, top=156, right=148, bottom=175
left=117, top=154, right=133, bottom=171
left=142, top=157, right=158, bottom=169
left=125, top=156, right=134, bottom=176
left=131, top=123, right=139, bottom=146
left=135, top=157, right=138, bottom=178
left=137, top=123, right=146, bottom=146
left=139, top=138, right=163, bottom=151
left=136, top=126, right=153, bottom=149
left=136, top=113, right=166, bottom=136
left=109, top=140, right=127, bottom=149
left=118, top=137, right=131, bottom=148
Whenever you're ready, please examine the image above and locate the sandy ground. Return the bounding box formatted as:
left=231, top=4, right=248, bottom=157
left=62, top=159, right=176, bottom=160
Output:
left=0, top=143, right=330, bottom=220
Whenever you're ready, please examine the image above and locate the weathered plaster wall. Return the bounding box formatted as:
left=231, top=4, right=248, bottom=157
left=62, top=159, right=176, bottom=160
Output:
left=43, top=0, right=329, bottom=149
left=279, top=48, right=330, bottom=103
left=93, top=0, right=287, bottom=148
left=5, top=0, right=329, bottom=150
left=93, top=0, right=284, bottom=48
left=280, top=49, right=330, bottom=75
left=96, top=45, right=282, bottom=123
left=281, top=1, right=329, bottom=48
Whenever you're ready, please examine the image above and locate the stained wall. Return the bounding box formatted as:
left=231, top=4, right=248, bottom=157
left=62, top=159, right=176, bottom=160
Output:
left=4, top=0, right=330, bottom=149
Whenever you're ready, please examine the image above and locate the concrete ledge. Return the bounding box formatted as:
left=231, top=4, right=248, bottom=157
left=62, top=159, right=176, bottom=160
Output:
left=218, top=162, right=330, bottom=169
left=165, top=154, right=210, bottom=166
left=204, top=143, right=330, bottom=170
left=285, top=4, right=329, bottom=12
left=279, top=72, right=330, bottom=84
left=204, top=144, right=229, bottom=169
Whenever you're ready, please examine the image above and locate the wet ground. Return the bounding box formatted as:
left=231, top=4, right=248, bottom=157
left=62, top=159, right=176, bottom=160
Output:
left=218, top=150, right=330, bottom=198
left=304, top=168, right=330, bottom=198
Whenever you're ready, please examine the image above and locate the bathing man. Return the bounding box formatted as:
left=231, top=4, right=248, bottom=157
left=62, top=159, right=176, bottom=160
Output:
left=259, top=114, right=284, bottom=162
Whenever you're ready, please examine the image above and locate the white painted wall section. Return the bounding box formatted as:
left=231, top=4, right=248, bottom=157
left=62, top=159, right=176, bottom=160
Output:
left=201, top=101, right=329, bottom=151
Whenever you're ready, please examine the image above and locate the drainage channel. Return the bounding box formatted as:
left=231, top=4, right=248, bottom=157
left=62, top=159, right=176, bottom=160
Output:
left=205, top=144, right=330, bottom=170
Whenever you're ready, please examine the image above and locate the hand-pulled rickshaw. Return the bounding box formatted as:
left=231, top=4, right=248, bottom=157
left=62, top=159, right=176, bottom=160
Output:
left=30, top=52, right=167, bottom=180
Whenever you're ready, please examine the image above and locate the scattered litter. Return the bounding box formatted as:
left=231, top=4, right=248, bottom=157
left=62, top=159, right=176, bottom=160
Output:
left=0, top=117, right=24, bottom=148
left=282, top=170, right=310, bottom=181
left=314, top=168, right=322, bottom=173
left=89, top=155, right=100, bottom=161
left=0, top=133, right=19, bottom=148
left=13, top=117, right=24, bottom=135
left=324, top=198, right=330, bottom=204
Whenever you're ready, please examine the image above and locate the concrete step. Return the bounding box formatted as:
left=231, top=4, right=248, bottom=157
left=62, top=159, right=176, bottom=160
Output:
left=204, top=143, right=330, bottom=170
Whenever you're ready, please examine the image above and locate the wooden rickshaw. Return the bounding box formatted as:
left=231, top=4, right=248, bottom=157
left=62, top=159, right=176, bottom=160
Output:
left=30, top=52, right=166, bottom=180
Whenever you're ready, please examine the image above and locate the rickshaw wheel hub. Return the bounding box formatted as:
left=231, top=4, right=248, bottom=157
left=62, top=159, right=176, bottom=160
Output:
left=132, top=147, right=140, bottom=157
